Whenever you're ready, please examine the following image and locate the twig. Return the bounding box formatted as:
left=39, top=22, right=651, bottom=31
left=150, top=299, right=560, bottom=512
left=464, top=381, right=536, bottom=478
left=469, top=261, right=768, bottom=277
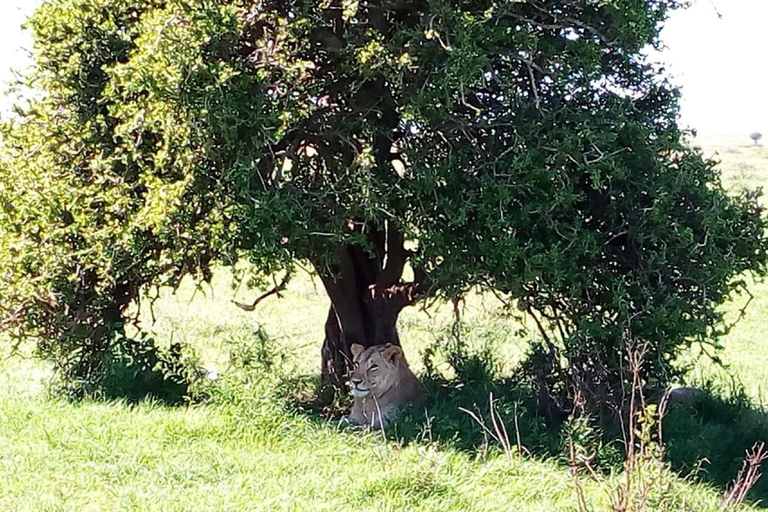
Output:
left=234, top=273, right=290, bottom=312
left=570, top=439, right=593, bottom=512
left=460, top=392, right=523, bottom=462
left=721, top=442, right=768, bottom=511
left=488, top=392, right=512, bottom=461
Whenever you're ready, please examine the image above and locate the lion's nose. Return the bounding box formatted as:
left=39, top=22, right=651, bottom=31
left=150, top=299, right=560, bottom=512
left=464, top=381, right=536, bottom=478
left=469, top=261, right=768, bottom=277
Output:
left=351, top=378, right=362, bottom=386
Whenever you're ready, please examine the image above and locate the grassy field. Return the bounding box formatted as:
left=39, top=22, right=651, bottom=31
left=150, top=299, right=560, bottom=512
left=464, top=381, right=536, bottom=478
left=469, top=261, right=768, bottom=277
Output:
left=1, top=134, right=768, bottom=511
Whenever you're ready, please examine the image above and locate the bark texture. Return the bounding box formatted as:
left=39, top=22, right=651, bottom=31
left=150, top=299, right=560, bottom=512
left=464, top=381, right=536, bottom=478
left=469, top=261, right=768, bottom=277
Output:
left=314, top=223, right=428, bottom=388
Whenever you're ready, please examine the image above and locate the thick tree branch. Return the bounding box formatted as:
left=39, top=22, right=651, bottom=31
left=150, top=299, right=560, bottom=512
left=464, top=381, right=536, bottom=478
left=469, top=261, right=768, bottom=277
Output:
left=368, top=262, right=434, bottom=311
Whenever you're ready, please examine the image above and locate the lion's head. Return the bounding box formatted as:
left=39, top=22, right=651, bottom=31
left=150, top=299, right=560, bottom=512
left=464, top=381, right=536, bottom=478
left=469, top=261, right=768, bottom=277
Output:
left=346, top=342, right=424, bottom=429
left=349, top=343, right=406, bottom=399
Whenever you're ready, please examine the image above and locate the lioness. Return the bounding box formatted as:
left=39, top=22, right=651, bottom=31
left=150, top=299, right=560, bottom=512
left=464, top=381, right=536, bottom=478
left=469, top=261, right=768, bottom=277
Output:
left=347, top=343, right=424, bottom=429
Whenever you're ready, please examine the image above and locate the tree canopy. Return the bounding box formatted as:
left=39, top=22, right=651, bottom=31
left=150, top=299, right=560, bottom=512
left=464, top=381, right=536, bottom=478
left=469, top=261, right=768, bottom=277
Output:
left=1, top=0, right=766, bottom=409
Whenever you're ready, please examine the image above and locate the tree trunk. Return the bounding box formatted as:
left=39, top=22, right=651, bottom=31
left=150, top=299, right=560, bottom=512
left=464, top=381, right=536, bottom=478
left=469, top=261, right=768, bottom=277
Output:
left=312, top=222, right=428, bottom=390
left=319, top=301, right=401, bottom=388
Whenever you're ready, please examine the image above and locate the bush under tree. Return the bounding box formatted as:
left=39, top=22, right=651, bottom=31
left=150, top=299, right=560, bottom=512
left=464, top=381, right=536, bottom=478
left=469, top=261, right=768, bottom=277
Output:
left=1, top=0, right=766, bottom=411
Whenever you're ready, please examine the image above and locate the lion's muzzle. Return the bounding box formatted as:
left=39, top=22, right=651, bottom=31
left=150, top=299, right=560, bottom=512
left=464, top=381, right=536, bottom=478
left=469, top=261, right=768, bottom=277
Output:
left=350, top=379, right=370, bottom=398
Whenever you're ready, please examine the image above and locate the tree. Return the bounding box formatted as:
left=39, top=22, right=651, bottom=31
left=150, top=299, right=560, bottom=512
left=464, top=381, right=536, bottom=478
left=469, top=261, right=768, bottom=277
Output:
left=750, top=132, right=763, bottom=145
left=1, top=0, right=766, bottom=409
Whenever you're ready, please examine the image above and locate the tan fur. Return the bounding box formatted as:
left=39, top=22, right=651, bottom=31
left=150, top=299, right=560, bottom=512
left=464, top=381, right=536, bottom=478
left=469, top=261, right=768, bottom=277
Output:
left=347, top=343, right=424, bottom=429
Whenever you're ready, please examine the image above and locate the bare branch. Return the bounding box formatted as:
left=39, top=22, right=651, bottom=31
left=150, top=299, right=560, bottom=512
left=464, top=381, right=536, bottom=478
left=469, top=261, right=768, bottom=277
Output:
left=234, top=272, right=290, bottom=312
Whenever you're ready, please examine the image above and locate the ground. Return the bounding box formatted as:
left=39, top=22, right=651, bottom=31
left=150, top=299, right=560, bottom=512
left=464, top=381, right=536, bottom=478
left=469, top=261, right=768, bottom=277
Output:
left=1, top=133, right=767, bottom=511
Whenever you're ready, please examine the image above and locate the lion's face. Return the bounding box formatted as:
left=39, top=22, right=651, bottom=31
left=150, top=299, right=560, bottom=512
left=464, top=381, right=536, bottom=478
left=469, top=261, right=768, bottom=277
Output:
left=349, top=343, right=403, bottom=399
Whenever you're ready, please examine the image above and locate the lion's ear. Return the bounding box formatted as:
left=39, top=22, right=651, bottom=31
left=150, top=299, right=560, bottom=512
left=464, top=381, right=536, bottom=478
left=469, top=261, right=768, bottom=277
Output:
left=350, top=343, right=365, bottom=360
left=381, top=344, right=403, bottom=364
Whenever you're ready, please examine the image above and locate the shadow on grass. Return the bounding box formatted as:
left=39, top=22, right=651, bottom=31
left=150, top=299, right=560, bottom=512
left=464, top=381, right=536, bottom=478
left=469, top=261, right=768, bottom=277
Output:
left=663, top=388, right=768, bottom=506
left=278, top=368, right=569, bottom=461
left=277, top=369, right=768, bottom=508
left=79, top=337, right=200, bottom=406
left=390, top=375, right=560, bottom=454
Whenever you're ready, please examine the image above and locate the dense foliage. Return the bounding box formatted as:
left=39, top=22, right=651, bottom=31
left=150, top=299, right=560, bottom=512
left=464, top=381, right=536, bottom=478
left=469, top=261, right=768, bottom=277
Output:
left=1, top=0, right=766, bottom=407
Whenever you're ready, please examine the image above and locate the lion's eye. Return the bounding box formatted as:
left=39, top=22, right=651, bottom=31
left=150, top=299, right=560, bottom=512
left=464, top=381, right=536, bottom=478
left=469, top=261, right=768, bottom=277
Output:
left=369, top=364, right=379, bottom=372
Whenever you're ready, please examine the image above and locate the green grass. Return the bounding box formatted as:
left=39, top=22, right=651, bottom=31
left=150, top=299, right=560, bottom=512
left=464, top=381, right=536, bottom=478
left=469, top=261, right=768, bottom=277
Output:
left=2, top=134, right=768, bottom=511
left=0, top=340, right=753, bottom=512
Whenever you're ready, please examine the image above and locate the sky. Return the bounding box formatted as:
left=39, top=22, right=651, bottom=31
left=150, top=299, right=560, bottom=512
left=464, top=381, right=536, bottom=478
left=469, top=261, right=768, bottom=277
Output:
left=0, top=1, right=38, bottom=103
left=656, top=0, right=768, bottom=135
left=0, top=0, right=765, bottom=136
